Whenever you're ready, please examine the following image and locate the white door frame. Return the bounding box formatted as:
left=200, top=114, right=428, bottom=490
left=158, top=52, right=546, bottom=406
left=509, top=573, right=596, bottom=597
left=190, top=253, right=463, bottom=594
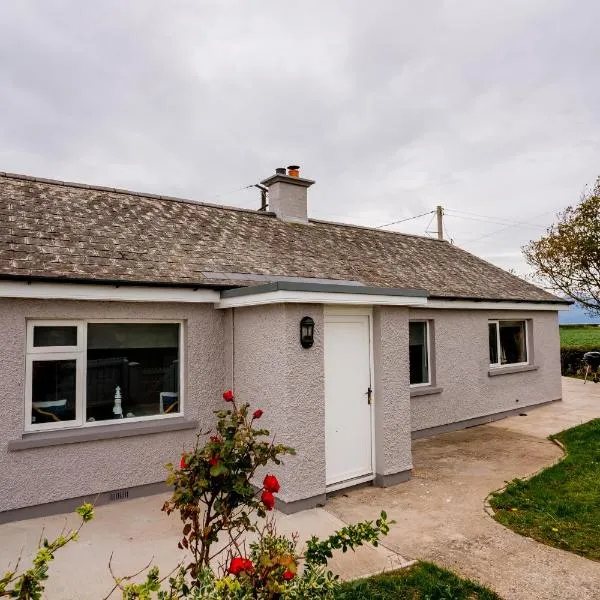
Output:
left=324, top=305, right=376, bottom=492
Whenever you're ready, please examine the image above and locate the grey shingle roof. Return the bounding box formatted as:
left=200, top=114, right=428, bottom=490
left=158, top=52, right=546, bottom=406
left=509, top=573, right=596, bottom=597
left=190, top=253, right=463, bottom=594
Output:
left=0, top=172, right=564, bottom=303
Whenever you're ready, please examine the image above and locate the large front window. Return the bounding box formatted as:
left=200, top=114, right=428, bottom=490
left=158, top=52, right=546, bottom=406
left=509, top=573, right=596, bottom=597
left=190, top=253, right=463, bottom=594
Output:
left=26, top=321, right=182, bottom=431
left=409, top=321, right=430, bottom=386
left=488, top=320, right=528, bottom=367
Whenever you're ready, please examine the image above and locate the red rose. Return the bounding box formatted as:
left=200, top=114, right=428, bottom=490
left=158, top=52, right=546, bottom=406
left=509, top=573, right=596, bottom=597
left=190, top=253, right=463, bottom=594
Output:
left=223, top=390, right=234, bottom=402
left=241, top=558, right=254, bottom=573
left=210, top=435, right=222, bottom=443
left=252, top=409, right=263, bottom=419
left=228, top=556, right=254, bottom=576
left=263, top=474, right=280, bottom=493
left=261, top=490, right=275, bottom=510
left=282, top=569, right=295, bottom=581
left=228, top=557, right=245, bottom=576
left=209, top=457, right=219, bottom=466
left=179, top=454, right=188, bottom=469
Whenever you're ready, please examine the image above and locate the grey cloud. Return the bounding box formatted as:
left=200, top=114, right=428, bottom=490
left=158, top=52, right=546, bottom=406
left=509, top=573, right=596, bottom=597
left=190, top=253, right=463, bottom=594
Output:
left=1, top=0, right=599, bottom=276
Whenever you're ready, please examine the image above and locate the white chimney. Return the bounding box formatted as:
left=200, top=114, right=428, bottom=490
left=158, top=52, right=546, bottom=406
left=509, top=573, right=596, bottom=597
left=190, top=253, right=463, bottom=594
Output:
left=260, top=165, right=315, bottom=223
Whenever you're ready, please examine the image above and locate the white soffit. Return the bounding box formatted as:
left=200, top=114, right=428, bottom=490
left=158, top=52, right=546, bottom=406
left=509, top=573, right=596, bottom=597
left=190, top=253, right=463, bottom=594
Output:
left=216, top=290, right=428, bottom=309
left=0, top=280, right=219, bottom=303
left=425, top=299, right=570, bottom=311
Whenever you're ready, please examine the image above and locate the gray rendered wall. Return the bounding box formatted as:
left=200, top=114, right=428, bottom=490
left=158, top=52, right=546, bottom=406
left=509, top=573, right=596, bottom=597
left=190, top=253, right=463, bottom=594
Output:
left=0, top=299, right=226, bottom=514
left=409, top=308, right=562, bottom=433
left=232, top=303, right=325, bottom=504
left=267, top=181, right=308, bottom=222
left=372, top=306, right=413, bottom=478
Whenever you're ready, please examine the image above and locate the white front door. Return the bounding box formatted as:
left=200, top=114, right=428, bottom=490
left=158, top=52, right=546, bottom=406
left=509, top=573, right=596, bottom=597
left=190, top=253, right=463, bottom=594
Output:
left=324, top=313, right=373, bottom=488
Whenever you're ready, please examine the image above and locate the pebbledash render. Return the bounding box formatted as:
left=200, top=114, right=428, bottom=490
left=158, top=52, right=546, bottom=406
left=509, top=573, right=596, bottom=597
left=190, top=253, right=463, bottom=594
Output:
left=0, top=167, right=567, bottom=522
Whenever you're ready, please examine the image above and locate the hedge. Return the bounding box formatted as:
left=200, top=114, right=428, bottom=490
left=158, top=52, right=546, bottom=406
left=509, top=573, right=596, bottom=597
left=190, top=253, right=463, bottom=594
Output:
left=561, top=345, right=599, bottom=376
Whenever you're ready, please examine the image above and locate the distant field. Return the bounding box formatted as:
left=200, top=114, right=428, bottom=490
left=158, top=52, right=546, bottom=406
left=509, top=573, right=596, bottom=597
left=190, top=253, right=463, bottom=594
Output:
left=560, top=325, right=600, bottom=349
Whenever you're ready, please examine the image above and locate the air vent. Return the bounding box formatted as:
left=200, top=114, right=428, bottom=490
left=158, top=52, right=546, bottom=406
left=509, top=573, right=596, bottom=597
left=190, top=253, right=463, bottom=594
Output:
left=109, top=488, right=129, bottom=501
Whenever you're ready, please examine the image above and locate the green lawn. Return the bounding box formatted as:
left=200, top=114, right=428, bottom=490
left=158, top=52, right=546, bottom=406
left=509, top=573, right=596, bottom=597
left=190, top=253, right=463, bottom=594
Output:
left=560, top=325, right=600, bottom=349
left=489, top=419, right=600, bottom=561
left=337, top=562, right=501, bottom=600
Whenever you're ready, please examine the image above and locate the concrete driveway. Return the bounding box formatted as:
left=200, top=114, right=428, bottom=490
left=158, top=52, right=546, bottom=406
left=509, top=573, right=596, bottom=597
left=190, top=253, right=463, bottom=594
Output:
left=1, top=377, right=598, bottom=599
left=328, top=377, right=600, bottom=600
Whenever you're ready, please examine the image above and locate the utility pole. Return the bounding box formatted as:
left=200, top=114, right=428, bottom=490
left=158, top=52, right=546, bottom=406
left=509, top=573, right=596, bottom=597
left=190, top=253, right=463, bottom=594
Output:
left=436, top=205, right=444, bottom=240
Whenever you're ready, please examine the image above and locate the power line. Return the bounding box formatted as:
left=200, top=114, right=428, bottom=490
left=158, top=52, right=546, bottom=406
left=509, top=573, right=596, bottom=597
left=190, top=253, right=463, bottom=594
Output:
left=376, top=210, right=435, bottom=229
left=445, top=208, right=529, bottom=223
left=424, top=212, right=437, bottom=237
left=443, top=220, right=453, bottom=244
left=464, top=209, right=557, bottom=244
left=444, top=209, right=547, bottom=229
left=211, top=183, right=256, bottom=202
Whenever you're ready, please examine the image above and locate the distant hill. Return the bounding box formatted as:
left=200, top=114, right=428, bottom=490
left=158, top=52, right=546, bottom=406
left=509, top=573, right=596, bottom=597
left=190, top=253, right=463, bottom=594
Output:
left=559, top=303, right=600, bottom=325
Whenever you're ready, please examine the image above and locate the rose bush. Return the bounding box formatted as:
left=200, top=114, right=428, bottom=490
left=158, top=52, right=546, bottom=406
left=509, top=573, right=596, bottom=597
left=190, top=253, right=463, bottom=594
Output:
left=152, top=390, right=393, bottom=598
left=162, top=390, right=295, bottom=574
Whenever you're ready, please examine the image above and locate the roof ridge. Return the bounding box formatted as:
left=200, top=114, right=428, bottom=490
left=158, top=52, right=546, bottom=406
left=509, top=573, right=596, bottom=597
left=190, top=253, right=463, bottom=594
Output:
left=308, top=216, right=449, bottom=243
left=0, top=170, right=275, bottom=218
left=3, top=171, right=454, bottom=243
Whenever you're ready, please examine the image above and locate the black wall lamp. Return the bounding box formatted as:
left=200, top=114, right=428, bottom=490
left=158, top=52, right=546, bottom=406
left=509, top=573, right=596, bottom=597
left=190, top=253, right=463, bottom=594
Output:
left=300, top=316, right=315, bottom=349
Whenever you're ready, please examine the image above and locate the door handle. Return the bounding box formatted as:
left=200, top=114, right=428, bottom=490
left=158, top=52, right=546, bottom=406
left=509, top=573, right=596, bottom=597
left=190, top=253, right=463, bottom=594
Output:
left=366, top=386, right=373, bottom=405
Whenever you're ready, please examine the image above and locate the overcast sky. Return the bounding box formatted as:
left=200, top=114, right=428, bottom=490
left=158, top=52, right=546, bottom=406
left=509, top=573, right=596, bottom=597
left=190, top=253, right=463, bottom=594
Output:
left=1, top=1, right=599, bottom=276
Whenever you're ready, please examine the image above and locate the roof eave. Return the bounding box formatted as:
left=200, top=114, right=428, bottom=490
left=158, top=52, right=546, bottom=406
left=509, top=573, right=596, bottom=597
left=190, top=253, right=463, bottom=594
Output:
left=0, top=273, right=235, bottom=291
left=428, top=294, right=572, bottom=305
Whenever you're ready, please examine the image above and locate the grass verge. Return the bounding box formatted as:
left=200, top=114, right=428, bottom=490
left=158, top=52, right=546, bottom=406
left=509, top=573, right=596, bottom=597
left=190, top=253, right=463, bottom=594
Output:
left=489, top=418, right=600, bottom=561
left=559, top=325, right=600, bottom=349
left=337, top=561, right=501, bottom=599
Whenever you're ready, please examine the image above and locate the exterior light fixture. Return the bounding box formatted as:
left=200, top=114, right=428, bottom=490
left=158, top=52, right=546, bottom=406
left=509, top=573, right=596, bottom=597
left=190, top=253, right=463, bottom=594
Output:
left=300, top=316, right=315, bottom=349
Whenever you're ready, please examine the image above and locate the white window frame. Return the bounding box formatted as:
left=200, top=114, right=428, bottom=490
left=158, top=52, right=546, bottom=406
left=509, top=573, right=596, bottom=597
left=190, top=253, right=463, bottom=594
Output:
left=25, top=319, right=185, bottom=432
left=25, top=350, right=85, bottom=432
left=409, top=320, right=431, bottom=388
left=26, top=320, right=84, bottom=354
left=488, top=319, right=529, bottom=369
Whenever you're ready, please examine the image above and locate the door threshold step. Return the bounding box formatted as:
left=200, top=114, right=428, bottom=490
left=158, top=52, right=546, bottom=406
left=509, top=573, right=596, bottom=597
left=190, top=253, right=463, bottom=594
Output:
left=326, top=473, right=374, bottom=493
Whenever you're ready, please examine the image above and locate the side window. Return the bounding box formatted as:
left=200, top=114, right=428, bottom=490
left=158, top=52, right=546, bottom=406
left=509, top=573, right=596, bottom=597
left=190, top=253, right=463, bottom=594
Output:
left=489, top=320, right=528, bottom=367
left=409, top=321, right=431, bottom=386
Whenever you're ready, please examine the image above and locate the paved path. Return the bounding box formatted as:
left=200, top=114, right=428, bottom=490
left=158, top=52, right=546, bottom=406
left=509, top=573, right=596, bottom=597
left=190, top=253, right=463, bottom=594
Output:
left=0, top=491, right=410, bottom=599
left=327, top=377, right=600, bottom=600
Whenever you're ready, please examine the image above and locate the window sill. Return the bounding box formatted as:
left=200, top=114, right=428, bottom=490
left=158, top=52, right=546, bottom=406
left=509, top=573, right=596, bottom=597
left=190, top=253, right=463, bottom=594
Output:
left=488, top=364, right=538, bottom=377
left=410, top=386, right=444, bottom=398
left=8, top=417, right=199, bottom=451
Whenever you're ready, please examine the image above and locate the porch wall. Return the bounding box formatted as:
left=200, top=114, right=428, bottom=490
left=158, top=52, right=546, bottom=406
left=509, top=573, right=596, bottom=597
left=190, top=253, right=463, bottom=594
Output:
left=0, top=298, right=226, bottom=516
left=408, top=308, right=562, bottom=434
left=232, top=303, right=326, bottom=508
left=372, top=306, right=413, bottom=480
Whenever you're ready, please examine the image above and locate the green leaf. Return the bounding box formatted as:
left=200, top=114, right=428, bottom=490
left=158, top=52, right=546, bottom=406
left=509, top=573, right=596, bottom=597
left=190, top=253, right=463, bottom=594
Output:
left=75, top=503, right=95, bottom=522
left=209, top=462, right=228, bottom=477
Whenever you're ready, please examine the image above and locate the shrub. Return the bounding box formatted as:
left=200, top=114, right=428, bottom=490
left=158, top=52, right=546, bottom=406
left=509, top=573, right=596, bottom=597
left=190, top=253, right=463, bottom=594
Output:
left=162, top=391, right=295, bottom=573
left=560, top=345, right=598, bottom=376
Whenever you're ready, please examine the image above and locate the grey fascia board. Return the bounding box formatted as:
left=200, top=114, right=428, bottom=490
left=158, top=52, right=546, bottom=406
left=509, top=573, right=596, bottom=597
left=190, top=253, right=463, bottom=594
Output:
left=428, top=294, right=572, bottom=305
left=220, top=281, right=429, bottom=299
left=8, top=417, right=199, bottom=451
